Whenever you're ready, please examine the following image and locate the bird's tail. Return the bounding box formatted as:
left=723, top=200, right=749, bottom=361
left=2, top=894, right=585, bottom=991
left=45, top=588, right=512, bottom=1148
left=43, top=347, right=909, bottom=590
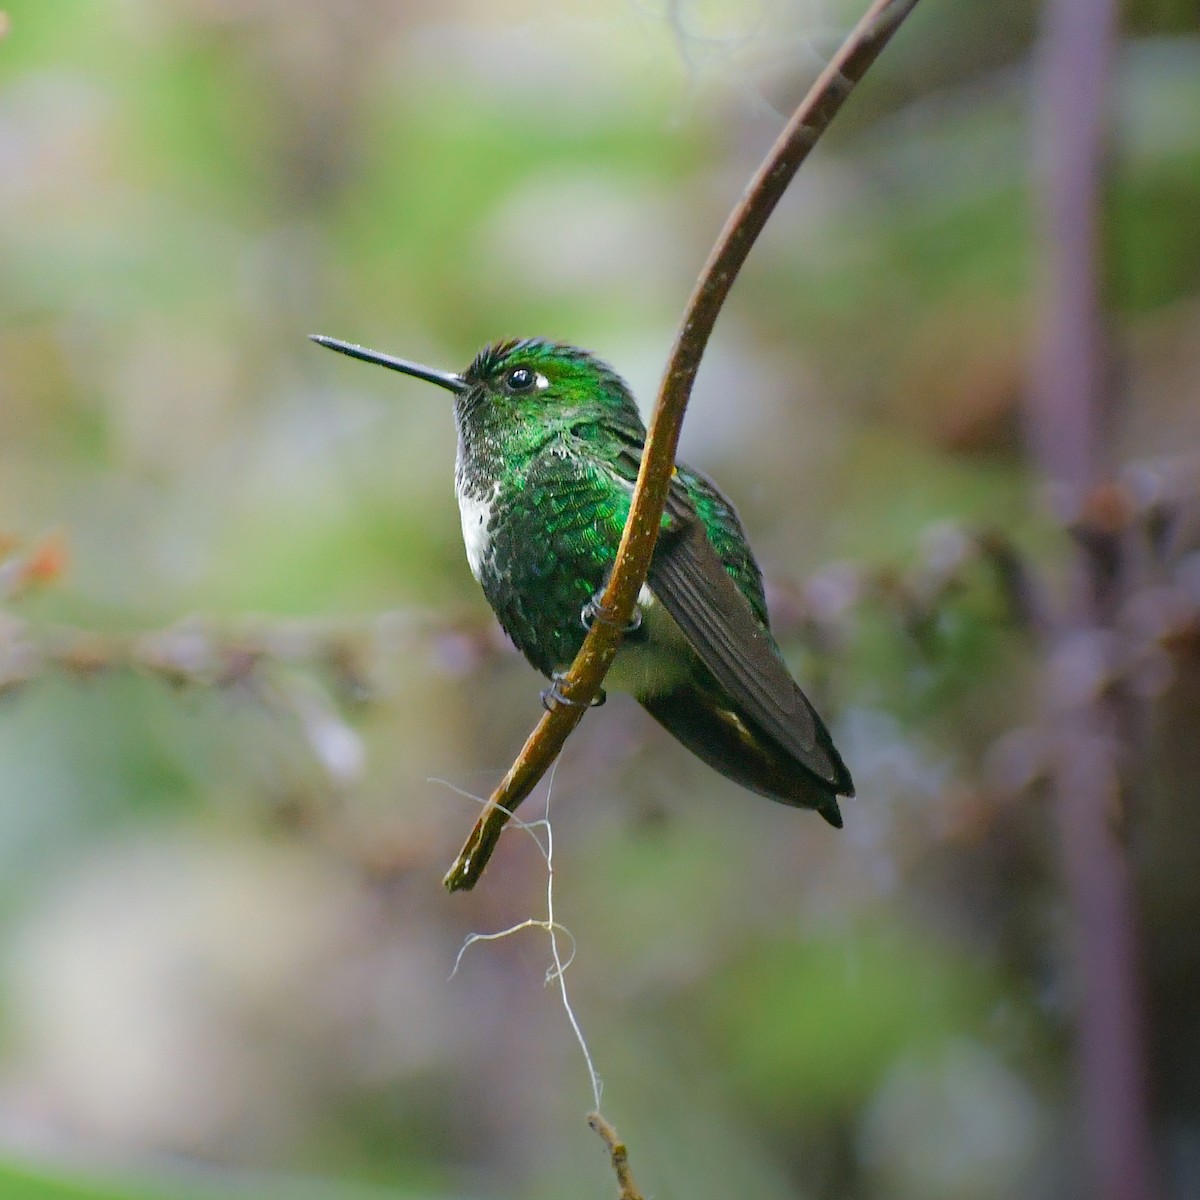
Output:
left=639, top=683, right=850, bottom=827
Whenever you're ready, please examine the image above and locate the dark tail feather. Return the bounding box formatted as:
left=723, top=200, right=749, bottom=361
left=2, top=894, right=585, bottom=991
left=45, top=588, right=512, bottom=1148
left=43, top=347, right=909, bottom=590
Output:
left=640, top=684, right=850, bottom=827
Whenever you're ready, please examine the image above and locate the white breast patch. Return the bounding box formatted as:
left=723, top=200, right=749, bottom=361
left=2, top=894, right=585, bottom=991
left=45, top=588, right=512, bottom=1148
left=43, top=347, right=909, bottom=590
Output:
left=458, top=485, right=498, bottom=580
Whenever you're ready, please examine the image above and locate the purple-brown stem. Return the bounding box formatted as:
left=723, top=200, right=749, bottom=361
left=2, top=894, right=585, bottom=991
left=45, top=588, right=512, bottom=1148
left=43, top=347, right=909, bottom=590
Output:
left=1031, top=0, right=1160, bottom=1195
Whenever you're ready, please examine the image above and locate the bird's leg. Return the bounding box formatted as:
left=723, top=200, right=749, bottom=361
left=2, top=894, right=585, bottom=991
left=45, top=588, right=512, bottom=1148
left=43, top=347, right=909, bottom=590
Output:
left=540, top=570, right=654, bottom=709
left=541, top=671, right=606, bottom=711
left=581, top=590, right=644, bottom=637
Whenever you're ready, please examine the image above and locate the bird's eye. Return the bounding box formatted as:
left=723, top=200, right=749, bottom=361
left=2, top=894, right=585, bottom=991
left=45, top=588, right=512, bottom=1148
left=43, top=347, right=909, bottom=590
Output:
left=506, top=367, right=536, bottom=392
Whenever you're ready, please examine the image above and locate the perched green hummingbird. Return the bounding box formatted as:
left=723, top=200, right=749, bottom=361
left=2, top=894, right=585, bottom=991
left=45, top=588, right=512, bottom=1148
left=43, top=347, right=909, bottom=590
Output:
left=311, top=334, right=853, bottom=826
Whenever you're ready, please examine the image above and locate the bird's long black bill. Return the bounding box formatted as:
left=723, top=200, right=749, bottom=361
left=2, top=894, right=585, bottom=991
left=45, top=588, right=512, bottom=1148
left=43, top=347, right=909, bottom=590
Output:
left=309, top=334, right=466, bottom=394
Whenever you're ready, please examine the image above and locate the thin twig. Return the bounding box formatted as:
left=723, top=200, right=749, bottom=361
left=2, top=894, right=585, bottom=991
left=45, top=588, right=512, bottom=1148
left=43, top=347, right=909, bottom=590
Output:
left=443, top=0, right=921, bottom=891
left=587, top=1112, right=645, bottom=1200
left=1030, top=0, right=1161, bottom=1197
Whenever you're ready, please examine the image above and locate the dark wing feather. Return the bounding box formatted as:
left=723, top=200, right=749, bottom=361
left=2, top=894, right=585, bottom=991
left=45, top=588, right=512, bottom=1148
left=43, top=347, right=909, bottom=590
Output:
left=648, top=487, right=853, bottom=795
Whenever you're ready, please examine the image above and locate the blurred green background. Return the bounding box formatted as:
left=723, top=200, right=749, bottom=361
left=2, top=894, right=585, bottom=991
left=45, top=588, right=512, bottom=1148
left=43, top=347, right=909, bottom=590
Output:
left=1, top=1, right=1199, bottom=1198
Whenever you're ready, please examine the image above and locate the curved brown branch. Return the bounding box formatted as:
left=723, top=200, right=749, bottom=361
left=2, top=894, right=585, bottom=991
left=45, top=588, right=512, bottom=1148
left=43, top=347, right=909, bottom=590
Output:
left=444, top=0, right=921, bottom=891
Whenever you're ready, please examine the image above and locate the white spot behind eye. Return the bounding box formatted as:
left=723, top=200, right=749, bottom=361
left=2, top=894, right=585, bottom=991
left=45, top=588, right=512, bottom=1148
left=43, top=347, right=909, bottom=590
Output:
left=535, top=373, right=550, bottom=390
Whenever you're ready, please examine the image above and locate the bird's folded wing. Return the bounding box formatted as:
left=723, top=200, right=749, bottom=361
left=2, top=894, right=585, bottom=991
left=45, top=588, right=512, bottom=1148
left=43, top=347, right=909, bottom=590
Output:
left=601, top=441, right=846, bottom=789
left=646, top=491, right=851, bottom=789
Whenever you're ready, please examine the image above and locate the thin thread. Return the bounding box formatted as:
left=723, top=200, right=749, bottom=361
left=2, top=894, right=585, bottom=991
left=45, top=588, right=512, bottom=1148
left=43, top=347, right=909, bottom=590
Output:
left=541, top=763, right=603, bottom=1110
left=438, top=767, right=603, bottom=1110
left=652, top=0, right=853, bottom=123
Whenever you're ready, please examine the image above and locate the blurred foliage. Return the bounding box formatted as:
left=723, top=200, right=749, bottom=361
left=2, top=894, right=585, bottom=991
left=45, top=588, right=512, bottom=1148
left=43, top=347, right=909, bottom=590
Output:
left=0, top=1158, right=431, bottom=1200
left=1, top=2, right=1198, bottom=1199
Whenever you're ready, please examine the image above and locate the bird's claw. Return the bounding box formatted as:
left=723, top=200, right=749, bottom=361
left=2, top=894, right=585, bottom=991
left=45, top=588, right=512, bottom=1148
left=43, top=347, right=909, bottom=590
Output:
left=581, top=592, right=643, bottom=635
left=541, top=673, right=606, bottom=712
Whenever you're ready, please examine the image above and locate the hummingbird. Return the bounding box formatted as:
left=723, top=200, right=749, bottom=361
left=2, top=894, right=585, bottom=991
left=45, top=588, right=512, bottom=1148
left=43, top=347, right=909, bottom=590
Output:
left=311, top=334, right=853, bottom=826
